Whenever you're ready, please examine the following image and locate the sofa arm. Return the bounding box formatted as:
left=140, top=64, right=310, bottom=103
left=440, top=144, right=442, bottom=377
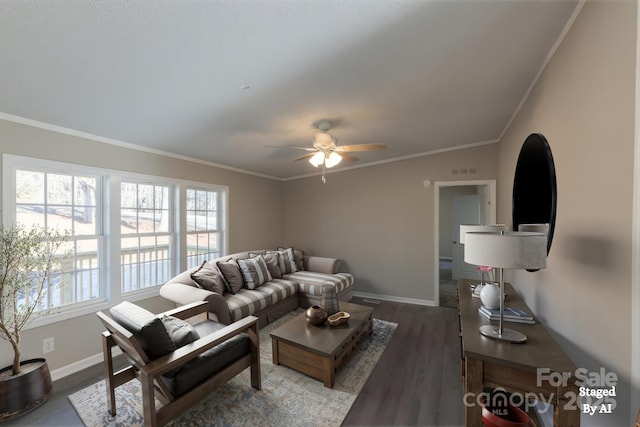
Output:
left=304, top=256, right=341, bottom=274
left=159, top=282, right=231, bottom=325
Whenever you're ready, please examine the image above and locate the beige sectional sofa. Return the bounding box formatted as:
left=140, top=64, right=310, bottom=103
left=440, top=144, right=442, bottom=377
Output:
left=160, top=248, right=353, bottom=326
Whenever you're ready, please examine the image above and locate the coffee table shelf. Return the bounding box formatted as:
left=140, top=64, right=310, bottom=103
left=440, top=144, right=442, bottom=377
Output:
left=270, top=301, right=373, bottom=387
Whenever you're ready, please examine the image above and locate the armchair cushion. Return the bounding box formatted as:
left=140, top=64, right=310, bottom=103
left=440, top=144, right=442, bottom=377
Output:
left=160, top=320, right=250, bottom=396
left=109, top=302, right=176, bottom=359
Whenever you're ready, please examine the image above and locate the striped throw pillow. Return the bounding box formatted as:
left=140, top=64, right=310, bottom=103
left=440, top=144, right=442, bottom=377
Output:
left=238, top=255, right=273, bottom=289
left=275, top=247, right=298, bottom=274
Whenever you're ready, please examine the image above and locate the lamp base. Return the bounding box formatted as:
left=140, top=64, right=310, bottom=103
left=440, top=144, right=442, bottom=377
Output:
left=479, top=325, right=527, bottom=343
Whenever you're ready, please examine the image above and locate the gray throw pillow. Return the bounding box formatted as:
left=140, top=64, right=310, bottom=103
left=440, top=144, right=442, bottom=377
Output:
left=191, top=261, right=226, bottom=294
left=161, top=315, right=200, bottom=348
left=217, top=258, right=244, bottom=294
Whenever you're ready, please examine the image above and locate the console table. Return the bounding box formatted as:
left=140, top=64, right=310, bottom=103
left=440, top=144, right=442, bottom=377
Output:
left=458, top=280, right=580, bottom=426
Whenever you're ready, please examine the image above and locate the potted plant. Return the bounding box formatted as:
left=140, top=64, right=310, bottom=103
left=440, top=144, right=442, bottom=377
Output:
left=0, top=224, right=67, bottom=420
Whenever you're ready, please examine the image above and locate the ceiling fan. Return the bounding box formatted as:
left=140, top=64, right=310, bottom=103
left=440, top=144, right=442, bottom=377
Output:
left=269, top=120, right=387, bottom=174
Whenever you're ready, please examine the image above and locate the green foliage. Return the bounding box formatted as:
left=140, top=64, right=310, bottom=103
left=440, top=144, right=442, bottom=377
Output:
left=0, top=224, right=68, bottom=376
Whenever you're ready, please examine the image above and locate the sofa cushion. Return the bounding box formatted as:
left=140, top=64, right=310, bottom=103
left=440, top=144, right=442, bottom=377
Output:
left=254, top=279, right=298, bottom=304
left=161, top=315, right=200, bottom=348
left=160, top=320, right=249, bottom=396
left=237, top=255, right=272, bottom=289
left=224, top=289, right=271, bottom=322
left=250, top=251, right=282, bottom=279
left=191, top=261, right=226, bottom=294
left=109, top=302, right=176, bottom=359
left=283, top=271, right=354, bottom=297
left=217, top=258, right=244, bottom=294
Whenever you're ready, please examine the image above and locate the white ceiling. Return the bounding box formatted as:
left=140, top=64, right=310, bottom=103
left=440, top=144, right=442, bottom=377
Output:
left=0, top=0, right=580, bottom=179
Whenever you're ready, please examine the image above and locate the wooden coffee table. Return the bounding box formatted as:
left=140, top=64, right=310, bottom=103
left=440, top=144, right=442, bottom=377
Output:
left=270, top=301, right=373, bottom=388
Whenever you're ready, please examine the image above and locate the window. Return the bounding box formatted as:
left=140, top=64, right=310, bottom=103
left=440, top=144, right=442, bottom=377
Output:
left=120, top=181, right=172, bottom=292
left=185, top=188, right=223, bottom=269
left=13, top=168, right=103, bottom=309
left=3, top=154, right=228, bottom=325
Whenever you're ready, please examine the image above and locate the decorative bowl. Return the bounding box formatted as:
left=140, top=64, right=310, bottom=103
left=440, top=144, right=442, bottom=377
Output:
left=327, top=311, right=350, bottom=327
left=305, top=305, right=327, bottom=326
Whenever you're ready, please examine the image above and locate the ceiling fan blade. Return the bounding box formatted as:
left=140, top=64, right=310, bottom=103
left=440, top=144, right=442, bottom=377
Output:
left=265, top=145, right=316, bottom=151
left=294, top=152, right=317, bottom=161
left=334, top=143, right=387, bottom=152
left=339, top=153, right=359, bottom=162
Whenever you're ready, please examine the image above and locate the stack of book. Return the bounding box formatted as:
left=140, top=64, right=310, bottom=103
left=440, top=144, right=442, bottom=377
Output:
left=478, top=306, right=535, bottom=324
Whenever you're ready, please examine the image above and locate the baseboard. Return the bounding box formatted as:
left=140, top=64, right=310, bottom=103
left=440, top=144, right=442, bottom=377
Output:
left=352, top=291, right=436, bottom=307
left=50, top=347, right=121, bottom=382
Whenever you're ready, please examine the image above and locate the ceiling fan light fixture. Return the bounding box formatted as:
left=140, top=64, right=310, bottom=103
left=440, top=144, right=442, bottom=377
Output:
left=309, top=151, right=325, bottom=167
left=314, top=132, right=333, bottom=145
left=325, top=151, right=342, bottom=168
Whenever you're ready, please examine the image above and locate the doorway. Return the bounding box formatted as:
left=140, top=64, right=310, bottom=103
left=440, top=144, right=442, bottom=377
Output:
left=434, top=180, right=496, bottom=307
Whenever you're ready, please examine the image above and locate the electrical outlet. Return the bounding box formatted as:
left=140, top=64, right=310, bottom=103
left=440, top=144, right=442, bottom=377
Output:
left=43, top=337, right=54, bottom=354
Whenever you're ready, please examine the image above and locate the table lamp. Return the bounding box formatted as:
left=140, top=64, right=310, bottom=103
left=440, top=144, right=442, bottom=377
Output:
left=459, top=224, right=506, bottom=290
left=464, top=231, right=547, bottom=343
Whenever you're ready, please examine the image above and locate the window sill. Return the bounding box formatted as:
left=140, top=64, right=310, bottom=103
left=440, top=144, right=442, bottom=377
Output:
left=23, top=287, right=162, bottom=330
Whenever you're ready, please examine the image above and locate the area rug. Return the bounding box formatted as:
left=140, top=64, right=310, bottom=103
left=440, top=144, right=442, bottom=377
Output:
left=69, top=311, right=397, bottom=427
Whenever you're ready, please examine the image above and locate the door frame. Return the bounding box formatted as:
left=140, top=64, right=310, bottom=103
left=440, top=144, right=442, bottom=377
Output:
left=433, top=179, right=497, bottom=306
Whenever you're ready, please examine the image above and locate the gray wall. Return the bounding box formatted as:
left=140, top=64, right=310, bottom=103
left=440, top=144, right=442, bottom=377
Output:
left=497, top=2, right=636, bottom=425
left=0, top=119, right=284, bottom=373
left=283, top=144, right=498, bottom=303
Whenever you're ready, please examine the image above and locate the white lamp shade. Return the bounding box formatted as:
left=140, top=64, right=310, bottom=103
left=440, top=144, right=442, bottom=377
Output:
left=464, top=231, right=547, bottom=270
left=325, top=151, right=342, bottom=168
left=459, top=224, right=506, bottom=244
left=309, top=151, right=325, bottom=167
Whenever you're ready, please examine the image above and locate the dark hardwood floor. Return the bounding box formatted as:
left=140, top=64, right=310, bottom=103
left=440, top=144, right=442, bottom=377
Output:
left=343, top=297, right=464, bottom=426
left=2, top=298, right=464, bottom=427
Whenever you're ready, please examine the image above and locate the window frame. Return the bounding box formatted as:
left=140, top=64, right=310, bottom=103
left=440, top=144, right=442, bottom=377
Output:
left=3, top=155, right=110, bottom=326
left=119, top=178, right=175, bottom=294
left=184, top=186, right=226, bottom=270
left=2, top=155, right=229, bottom=329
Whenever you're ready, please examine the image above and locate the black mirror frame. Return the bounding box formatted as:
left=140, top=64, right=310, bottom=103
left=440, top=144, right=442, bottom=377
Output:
left=512, top=133, right=557, bottom=255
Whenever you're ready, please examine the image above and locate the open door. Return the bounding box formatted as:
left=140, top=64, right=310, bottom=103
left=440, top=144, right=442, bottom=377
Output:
left=435, top=180, right=496, bottom=307
left=451, top=194, right=484, bottom=280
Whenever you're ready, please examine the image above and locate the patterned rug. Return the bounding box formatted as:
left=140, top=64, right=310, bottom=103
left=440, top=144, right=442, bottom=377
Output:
left=68, top=311, right=397, bottom=427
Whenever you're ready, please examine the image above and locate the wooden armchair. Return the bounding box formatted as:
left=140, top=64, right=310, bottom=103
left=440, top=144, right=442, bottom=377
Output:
left=97, top=301, right=260, bottom=427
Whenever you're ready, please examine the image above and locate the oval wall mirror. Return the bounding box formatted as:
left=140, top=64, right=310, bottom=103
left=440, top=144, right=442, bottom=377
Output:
left=512, top=133, right=557, bottom=254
